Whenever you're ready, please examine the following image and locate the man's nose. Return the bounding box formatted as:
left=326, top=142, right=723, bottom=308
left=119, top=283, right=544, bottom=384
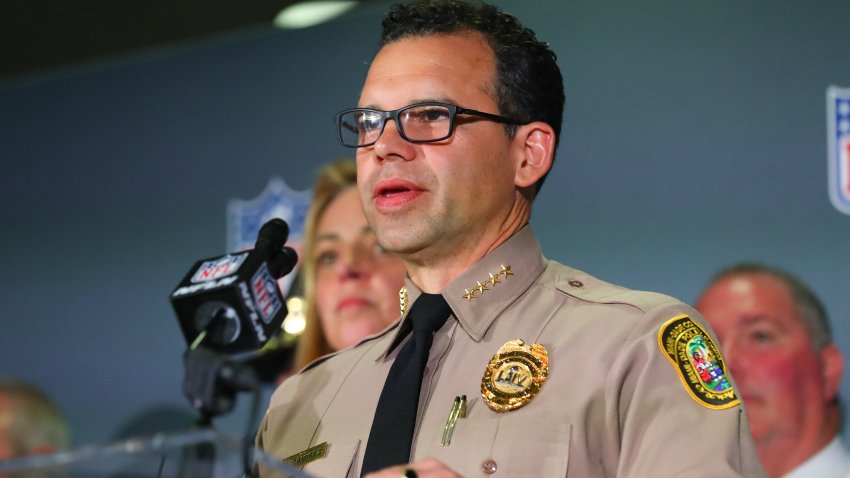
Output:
left=373, top=119, right=415, bottom=161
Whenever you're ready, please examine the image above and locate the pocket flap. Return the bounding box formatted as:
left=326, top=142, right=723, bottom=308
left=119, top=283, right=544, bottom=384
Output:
left=492, top=418, right=571, bottom=477
left=434, top=417, right=570, bottom=477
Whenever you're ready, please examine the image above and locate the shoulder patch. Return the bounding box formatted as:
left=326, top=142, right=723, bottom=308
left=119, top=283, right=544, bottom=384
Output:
left=658, top=314, right=740, bottom=410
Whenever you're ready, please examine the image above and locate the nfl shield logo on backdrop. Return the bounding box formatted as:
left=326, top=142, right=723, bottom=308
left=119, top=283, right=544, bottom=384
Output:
left=827, top=86, right=850, bottom=215
left=227, top=178, right=311, bottom=294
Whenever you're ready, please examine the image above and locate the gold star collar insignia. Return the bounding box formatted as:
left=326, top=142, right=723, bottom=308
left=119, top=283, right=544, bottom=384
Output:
left=461, top=264, right=513, bottom=300
left=399, top=286, right=409, bottom=316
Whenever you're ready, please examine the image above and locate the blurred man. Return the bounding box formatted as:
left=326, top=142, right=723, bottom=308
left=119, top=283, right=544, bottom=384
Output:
left=696, top=264, right=848, bottom=478
left=256, top=1, right=764, bottom=476
left=0, top=378, right=68, bottom=461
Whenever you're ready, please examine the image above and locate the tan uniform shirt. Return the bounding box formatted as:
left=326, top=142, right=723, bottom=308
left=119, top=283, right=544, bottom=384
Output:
left=257, top=227, right=765, bottom=477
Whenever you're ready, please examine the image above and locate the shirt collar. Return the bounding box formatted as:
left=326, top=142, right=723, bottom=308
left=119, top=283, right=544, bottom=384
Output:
left=377, top=226, right=545, bottom=360
left=783, top=436, right=850, bottom=478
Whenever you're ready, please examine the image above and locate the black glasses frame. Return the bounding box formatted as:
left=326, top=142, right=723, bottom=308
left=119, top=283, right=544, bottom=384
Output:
left=334, top=101, right=527, bottom=148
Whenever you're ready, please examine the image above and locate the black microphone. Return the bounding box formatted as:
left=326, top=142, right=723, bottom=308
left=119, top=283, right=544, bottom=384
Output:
left=170, top=218, right=298, bottom=354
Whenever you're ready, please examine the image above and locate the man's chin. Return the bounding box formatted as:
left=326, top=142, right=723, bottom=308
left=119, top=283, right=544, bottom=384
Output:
left=375, top=230, right=430, bottom=257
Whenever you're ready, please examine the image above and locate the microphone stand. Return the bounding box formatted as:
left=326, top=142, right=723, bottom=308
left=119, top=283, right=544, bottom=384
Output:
left=182, top=327, right=263, bottom=477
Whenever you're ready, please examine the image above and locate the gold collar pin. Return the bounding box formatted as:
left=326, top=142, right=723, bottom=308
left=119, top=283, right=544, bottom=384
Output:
left=461, top=264, right=513, bottom=300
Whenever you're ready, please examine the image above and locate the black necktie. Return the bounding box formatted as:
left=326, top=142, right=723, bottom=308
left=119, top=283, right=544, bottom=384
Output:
left=360, top=292, right=452, bottom=475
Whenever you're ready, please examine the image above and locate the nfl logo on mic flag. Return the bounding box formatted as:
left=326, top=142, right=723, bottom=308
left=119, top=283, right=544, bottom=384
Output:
left=252, top=263, right=283, bottom=323
left=827, top=86, right=850, bottom=215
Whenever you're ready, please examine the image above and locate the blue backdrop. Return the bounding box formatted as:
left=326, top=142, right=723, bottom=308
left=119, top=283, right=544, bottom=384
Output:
left=1, top=0, right=848, bottom=447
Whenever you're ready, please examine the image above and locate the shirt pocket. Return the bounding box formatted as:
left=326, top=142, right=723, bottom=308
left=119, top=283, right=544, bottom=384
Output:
left=303, top=439, right=360, bottom=478
left=438, top=416, right=571, bottom=478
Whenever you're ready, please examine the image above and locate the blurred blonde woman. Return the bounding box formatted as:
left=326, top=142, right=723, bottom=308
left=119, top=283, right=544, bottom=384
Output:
left=294, top=159, right=407, bottom=371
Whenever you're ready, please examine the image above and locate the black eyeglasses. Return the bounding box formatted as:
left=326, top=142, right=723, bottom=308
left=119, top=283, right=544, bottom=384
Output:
left=334, top=101, right=527, bottom=148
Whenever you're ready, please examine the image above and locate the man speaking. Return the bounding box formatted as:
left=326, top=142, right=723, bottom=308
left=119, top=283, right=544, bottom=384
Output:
left=256, top=1, right=765, bottom=476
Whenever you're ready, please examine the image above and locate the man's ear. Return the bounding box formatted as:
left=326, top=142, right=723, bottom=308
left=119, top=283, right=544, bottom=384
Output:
left=513, top=121, right=556, bottom=189
left=820, top=344, right=844, bottom=400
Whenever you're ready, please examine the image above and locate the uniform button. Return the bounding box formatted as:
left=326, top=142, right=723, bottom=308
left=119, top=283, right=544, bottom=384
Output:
left=568, top=279, right=584, bottom=288
left=423, top=366, right=430, bottom=376
left=481, top=459, right=497, bottom=475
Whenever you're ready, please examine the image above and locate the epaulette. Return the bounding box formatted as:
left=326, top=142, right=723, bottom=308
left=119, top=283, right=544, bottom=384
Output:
left=554, top=269, right=678, bottom=313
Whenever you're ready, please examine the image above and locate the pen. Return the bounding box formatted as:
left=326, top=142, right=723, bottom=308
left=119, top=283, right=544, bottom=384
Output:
left=441, top=395, right=467, bottom=446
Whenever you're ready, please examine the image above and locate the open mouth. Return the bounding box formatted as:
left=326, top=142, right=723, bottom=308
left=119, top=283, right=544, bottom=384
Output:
left=379, top=186, right=412, bottom=197
left=373, top=179, right=424, bottom=209
left=374, top=179, right=420, bottom=197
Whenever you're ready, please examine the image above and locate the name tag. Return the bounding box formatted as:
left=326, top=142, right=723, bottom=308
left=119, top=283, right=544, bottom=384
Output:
left=283, top=442, right=329, bottom=467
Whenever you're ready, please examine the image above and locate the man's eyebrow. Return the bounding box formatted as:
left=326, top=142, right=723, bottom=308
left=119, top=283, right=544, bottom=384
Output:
left=358, top=97, right=457, bottom=110
left=738, top=314, right=778, bottom=326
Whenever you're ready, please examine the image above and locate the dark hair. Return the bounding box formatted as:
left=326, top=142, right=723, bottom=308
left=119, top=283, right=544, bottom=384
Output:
left=709, top=263, right=832, bottom=350
left=381, top=0, right=565, bottom=194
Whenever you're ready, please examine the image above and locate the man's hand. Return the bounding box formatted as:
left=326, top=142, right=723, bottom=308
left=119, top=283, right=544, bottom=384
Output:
left=363, top=458, right=463, bottom=478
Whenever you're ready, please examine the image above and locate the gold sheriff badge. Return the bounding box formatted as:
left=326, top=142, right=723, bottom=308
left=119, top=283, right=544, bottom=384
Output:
left=481, top=339, right=549, bottom=412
